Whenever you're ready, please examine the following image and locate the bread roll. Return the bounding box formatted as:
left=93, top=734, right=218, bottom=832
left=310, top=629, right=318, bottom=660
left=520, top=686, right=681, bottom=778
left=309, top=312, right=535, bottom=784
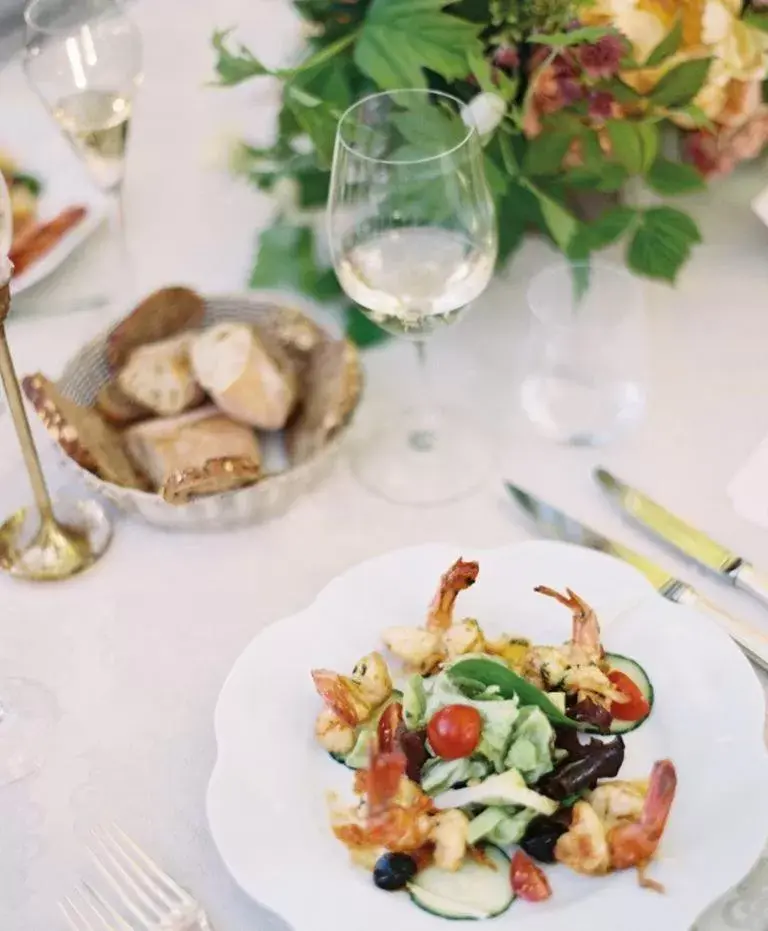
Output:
left=124, top=406, right=261, bottom=489
left=95, top=380, right=150, bottom=427
left=106, top=286, right=205, bottom=370
left=118, top=333, right=205, bottom=417
left=190, top=322, right=297, bottom=430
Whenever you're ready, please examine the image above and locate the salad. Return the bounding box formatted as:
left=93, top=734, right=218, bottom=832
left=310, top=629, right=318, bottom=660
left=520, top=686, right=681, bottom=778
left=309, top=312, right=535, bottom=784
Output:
left=310, top=558, right=677, bottom=920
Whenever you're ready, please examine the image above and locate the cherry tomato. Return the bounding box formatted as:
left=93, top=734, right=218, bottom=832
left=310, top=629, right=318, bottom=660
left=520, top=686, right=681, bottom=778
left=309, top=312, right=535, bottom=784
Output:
left=608, top=670, right=650, bottom=722
left=426, top=704, right=482, bottom=760
left=377, top=702, right=404, bottom=754
left=510, top=850, right=552, bottom=902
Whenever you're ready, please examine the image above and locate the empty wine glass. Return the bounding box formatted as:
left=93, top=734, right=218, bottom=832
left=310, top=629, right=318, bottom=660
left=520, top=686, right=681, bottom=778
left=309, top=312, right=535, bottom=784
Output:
left=520, top=261, right=648, bottom=446
left=23, top=0, right=142, bottom=281
left=328, top=89, right=497, bottom=505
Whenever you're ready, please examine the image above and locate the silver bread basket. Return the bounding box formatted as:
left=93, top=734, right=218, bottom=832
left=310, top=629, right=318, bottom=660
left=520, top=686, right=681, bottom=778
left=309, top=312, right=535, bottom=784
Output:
left=54, top=290, right=361, bottom=531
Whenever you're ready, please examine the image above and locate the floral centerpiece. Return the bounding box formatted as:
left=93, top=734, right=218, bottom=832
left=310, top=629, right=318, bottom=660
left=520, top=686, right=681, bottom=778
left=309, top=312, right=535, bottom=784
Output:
left=213, top=0, right=768, bottom=345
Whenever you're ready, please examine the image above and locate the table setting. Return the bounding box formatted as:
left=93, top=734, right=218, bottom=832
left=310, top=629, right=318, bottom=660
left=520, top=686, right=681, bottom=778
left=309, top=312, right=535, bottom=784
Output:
left=3, top=0, right=768, bottom=930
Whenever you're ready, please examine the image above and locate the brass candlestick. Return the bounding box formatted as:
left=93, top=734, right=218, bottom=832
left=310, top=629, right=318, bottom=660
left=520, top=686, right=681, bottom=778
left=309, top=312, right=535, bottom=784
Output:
left=0, top=260, right=112, bottom=580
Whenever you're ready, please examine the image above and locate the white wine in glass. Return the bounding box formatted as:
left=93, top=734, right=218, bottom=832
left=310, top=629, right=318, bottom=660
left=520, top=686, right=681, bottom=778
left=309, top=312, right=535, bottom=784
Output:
left=53, top=89, right=133, bottom=193
left=328, top=89, right=497, bottom=505
left=23, top=0, right=142, bottom=289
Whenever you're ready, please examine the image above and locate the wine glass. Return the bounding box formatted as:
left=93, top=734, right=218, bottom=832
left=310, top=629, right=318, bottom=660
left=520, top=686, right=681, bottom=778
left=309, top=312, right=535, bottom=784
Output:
left=328, top=89, right=497, bottom=505
left=22, top=0, right=142, bottom=271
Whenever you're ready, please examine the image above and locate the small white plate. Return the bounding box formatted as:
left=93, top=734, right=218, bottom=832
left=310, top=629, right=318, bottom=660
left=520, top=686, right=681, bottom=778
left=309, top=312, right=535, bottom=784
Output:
left=207, top=541, right=768, bottom=931
left=1, top=96, right=109, bottom=294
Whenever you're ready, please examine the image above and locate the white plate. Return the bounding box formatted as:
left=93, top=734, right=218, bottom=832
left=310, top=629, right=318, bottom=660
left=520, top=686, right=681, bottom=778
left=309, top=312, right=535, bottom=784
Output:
left=1, top=96, right=108, bottom=294
left=207, top=541, right=768, bottom=931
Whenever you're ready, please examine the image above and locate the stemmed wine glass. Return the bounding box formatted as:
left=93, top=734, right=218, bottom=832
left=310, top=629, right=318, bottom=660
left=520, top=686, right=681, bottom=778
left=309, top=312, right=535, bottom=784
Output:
left=22, top=0, right=142, bottom=277
left=328, top=89, right=497, bottom=505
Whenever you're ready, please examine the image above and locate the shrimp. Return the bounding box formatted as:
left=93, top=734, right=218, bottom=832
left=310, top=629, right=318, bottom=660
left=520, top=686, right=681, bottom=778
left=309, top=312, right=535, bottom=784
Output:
left=556, top=760, right=677, bottom=891
left=527, top=587, right=626, bottom=706
left=608, top=760, right=677, bottom=875
left=430, top=809, right=470, bottom=872
left=443, top=619, right=485, bottom=659
left=534, top=586, right=603, bottom=664
left=554, top=800, right=611, bottom=876
left=311, top=651, right=393, bottom=738
left=311, top=669, right=371, bottom=727
left=381, top=626, right=445, bottom=674
left=427, top=558, right=479, bottom=632
left=315, top=707, right=356, bottom=755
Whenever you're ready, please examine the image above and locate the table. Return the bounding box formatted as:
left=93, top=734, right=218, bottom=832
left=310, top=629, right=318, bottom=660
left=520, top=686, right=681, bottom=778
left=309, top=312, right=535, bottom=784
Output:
left=2, top=1, right=768, bottom=928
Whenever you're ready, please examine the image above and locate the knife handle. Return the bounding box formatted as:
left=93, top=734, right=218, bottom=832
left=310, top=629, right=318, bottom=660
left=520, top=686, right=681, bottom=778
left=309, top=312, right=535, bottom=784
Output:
left=733, top=564, right=768, bottom=609
left=675, top=587, right=768, bottom=673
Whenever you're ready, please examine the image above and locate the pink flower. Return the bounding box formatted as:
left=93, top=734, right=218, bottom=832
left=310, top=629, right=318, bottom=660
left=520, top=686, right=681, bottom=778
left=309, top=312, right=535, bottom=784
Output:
left=684, top=109, right=768, bottom=178
left=588, top=90, right=615, bottom=120
left=577, top=34, right=624, bottom=80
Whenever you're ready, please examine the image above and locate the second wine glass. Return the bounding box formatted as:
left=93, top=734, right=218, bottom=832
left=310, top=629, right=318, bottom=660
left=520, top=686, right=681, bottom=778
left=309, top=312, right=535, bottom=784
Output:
left=328, top=89, right=497, bottom=506
left=23, top=0, right=142, bottom=287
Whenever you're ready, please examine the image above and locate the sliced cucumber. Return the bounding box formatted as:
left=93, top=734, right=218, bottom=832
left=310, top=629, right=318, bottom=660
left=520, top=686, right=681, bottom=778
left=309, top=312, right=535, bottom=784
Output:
left=327, top=690, right=403, bottom=770
left=605, top=653, right=654, bottom=734
left=408, top=844, right=514, bottom=920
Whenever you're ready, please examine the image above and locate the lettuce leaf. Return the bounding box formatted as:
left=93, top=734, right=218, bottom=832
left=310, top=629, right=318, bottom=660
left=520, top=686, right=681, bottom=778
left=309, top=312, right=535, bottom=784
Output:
left=421, top=757, right=491, bottom=795
left=505, top=707, right=555, bottom=784
left=403, top=674, right=427, bottom=729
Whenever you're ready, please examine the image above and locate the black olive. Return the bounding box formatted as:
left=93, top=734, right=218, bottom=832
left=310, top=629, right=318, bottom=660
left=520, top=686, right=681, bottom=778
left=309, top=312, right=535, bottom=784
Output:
left=520, top=816, right=569, bottom=864
left=373, top=852, right=418, bottom=891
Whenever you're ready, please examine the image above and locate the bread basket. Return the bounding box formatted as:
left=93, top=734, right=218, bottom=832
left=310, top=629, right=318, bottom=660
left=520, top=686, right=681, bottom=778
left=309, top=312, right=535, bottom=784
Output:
left=54, top=291, right=361, bottom=531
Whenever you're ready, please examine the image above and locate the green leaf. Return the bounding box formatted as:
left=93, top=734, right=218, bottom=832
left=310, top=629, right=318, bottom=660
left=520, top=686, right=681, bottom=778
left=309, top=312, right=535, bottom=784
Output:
left=496, top=181, right=536, bottom=267
left=627, top=206, right=701, bottom=282
left=11, top=172, right=43, bottom=196
left=666, top=103, right=714, bottom=130
left=645, top=17, right=682, bottom=67
left=354, top=0, right=482, bottom=90
left=524, top=132, right=572, bottom=176
left=606, top=120, right=643, bottom=174
left=529, top=25, right=613, bottom=47
left=568, top=206, right=637, bottom=259
left=534, top=188, right=577, bottom=251
left=744, top=10, right=768, bottom=32
left=345, top=305, right=390, bottom=347
left=468, top=50, right=496, bottom=93
left=212, top=29, right=271, bottom=86
left=650, top=57, right=712, bottom=107
left=636, top=122, right=659, bottom=173
left=646, top=157, right=705, bottom=196
left=250, top=223, right=320, bottom=291
left=597, top=78, right=641, bottom=105
left=284, top=88, right=339, bottom=167
left=447, top=658, right=588, bottom=730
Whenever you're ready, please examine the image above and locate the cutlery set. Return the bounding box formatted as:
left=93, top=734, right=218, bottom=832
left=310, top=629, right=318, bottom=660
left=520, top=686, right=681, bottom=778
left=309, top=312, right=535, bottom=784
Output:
left=506, top=468, right=768, bottom=672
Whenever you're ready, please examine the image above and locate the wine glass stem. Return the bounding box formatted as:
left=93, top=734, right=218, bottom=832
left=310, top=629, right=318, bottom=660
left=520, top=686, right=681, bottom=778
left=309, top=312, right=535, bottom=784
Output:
left=408, top=340, right=437, bottom=453
left=108, top=185, right=133, bottom=297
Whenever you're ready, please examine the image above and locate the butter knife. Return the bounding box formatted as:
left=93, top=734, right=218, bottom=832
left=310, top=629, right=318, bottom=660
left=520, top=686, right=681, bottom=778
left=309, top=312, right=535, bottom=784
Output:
left=506, top=481, right=768, bottom=672
left=595, top=467, right=768, bottom=608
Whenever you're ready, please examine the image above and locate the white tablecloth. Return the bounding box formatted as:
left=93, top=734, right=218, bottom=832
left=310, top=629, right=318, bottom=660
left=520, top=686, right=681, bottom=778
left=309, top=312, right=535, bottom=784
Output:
left=2, top=1, right=768, bottom=928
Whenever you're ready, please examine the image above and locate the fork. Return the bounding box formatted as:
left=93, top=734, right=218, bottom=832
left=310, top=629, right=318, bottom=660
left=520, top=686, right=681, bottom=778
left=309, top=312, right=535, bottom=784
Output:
left=60, top=824, right=214, bottom=931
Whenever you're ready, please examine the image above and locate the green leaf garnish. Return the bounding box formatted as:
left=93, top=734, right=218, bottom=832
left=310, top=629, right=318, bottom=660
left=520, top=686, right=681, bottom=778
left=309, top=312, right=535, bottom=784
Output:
left=448, top=658, right=589, bottom=730
left=646, top=157, right=706, bottom=196
left=645, top=17, right=682, bottom=67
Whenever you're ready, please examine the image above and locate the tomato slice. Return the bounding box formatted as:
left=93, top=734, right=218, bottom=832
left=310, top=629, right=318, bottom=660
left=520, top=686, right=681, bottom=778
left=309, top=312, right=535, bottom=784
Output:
left=510, top=850, right=552, bottom=902
left=608, top=670, right=650, bottom=721
left=426, top=704, right=482, bottom=760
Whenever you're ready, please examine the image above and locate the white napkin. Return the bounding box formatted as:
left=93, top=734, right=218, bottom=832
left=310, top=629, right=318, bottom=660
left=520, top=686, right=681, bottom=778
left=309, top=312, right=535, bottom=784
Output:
left=728, top=435, right=768, bottom=530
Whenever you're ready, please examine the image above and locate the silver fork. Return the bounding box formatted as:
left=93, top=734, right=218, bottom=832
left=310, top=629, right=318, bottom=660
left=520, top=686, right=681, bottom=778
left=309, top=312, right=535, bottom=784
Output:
left=60, top=824, right=214, bottom=931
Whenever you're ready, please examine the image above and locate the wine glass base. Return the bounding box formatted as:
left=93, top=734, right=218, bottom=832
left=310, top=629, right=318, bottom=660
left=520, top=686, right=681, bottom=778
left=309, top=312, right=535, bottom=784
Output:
left=351, top=405, right=495, bottom=506
left=0, top=495, right=113, bottom=581
left=0, top=678, right=58, bottom=787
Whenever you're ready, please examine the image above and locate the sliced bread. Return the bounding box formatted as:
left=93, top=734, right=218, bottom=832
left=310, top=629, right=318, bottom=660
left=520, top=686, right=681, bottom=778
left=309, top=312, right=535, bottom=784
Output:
left=117, top=332, right=205, bottom=417
left=190, top=322, right=298, bottom=430
left=124, top=406, right=261, bottom=489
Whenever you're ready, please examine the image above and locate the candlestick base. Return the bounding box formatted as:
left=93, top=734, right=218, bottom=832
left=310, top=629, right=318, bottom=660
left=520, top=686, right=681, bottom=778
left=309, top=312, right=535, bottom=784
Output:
left=0, top=496, right=112, bottom=581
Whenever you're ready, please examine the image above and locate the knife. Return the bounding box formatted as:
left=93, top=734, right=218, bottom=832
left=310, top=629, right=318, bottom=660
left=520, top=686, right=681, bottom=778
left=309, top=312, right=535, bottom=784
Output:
left=595, top=467, right=768, bottom=608
left=505, top=481, right=768, bottom=672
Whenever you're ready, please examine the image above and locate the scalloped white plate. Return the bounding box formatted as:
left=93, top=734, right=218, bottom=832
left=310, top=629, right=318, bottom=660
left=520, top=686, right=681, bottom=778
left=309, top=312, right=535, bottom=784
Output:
left=207, top=541, right=768, bottom=930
